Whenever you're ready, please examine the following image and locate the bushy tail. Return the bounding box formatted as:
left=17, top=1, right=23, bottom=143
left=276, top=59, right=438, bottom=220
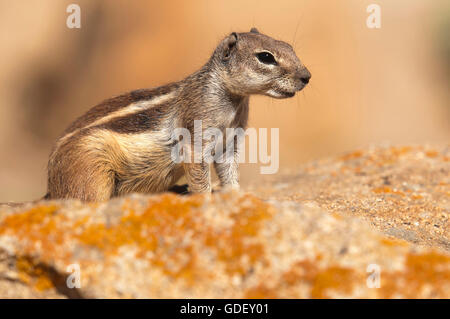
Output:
left=0, top=201, right=26, bottom=208
left=0, top=193, right=51, bottom=208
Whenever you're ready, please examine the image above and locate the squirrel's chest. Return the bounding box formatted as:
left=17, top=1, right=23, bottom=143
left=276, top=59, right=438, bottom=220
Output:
left=230, top=101, right=249, bottom=128
left=219, top=99, right=249, bottom=130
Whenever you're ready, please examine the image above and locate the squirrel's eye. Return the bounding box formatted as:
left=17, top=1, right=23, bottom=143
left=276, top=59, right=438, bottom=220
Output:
left=256, top=52, right=277, bottom=65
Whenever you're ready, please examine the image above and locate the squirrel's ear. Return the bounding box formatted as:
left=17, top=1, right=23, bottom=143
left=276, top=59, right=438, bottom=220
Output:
left=250, top=27, right=260, bottom=34
left=222, top=32, right=238, bottom=61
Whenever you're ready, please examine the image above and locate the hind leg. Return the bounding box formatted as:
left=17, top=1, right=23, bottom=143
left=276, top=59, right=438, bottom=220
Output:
left=48, top=167, right=115, bottom=202
left=77, top=169, right=115, bottom=202
left=47, top=154, right=115, bottom=202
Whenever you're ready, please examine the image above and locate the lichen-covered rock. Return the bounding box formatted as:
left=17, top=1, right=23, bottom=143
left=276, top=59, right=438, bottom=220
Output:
left=250, top=145, right=450, bottom=251
left=0, top=188, right=449, bottom=298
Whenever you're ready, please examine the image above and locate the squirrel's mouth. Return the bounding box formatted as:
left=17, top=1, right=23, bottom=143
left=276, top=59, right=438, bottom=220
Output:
left=277, top=91, right=296, bottom=98
left=266, top=88, right=296, bottom=99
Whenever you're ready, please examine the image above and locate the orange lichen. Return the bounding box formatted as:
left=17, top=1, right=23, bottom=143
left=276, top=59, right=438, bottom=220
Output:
left=380, top=238, right=409, bottom=247
left=340, top=166, right=350, bottom=173
left=390, top=146, right=412, bottom=157
left=372, top=186, right=405, bottom=196
left=15, top=256, right=55, bottom=291
left=286, top=260, right=357, bottom=298
left=205, top=195, right=272, bottom=275
left=0, top=205, right=78, bottom=292
left=340, top=150, right=363, bottom=161
left=246, top=250, right=450, bottom=298
left=78, top=193, right=273, bottom=280
left=0, top=205, right=73, bottom=263
left=245, top=285, right=279, bottom=299
left=425, top=150, right=439, bottom=158
left=367, top=146, right=414, bottom=167
left=0, top=194, right=275, bottom=286
left=373, top=186, right=393, bottom=194
left=311, top=266, right=356, bottom=298
left=380, top=252, right=450, bottom=298
left=246, top=258, right=358, bottom=299
left=77, top=194, right=205, bottom=281
left=0, top=205, right=60, bottom=240
left=331, top=212, right=343, bottom=220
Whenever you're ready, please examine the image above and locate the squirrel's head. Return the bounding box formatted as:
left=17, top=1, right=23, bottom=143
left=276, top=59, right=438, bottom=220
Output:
left=213, top=28, right=311, bottom=99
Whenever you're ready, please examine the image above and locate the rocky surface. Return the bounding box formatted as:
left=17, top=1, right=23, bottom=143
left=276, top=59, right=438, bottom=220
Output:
left=250, top=145, right=449, bottom=251
left=0, top=146, right=449, bottom=298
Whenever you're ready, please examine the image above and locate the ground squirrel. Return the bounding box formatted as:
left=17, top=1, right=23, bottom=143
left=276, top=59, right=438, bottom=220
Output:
left=45, top=28, right=310, bottom=201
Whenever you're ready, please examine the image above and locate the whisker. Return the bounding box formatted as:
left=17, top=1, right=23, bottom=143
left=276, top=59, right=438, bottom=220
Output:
left=292, top=18, right=301, bottom=48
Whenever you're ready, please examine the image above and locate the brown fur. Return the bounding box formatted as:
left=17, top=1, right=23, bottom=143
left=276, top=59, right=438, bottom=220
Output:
left=46, top=28, right=310, bottom=201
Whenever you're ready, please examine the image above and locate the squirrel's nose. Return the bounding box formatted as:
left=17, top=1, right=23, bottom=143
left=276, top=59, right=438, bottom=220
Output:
left=301, top=76, right=310, bottom=84
left=298, top=68, right=311, bottom=85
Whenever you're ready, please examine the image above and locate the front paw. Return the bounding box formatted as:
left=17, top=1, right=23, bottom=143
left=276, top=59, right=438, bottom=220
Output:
left=214, top=183, right=240, bottom=193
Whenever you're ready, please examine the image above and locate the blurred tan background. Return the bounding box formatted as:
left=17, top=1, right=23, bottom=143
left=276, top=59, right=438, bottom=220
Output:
left=0, top=0, right=449, bottom=202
